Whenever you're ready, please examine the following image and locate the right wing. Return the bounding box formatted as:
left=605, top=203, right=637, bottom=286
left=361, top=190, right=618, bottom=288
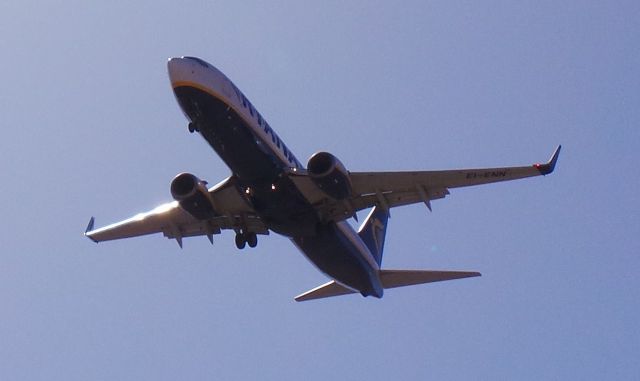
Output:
left=85, top=176, right=268, bottom=246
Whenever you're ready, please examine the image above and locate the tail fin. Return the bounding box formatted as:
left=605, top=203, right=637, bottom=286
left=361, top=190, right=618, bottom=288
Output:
left=358, top=206, right=389, bottom=265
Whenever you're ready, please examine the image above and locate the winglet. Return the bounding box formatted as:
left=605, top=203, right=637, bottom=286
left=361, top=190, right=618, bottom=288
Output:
left=535, top=145, right=562, bottom=175
left=84, top=217, right=98, bottom=243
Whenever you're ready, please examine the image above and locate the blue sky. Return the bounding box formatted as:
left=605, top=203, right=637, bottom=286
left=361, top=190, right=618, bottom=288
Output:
left=1, top=1, right=638, bottom=379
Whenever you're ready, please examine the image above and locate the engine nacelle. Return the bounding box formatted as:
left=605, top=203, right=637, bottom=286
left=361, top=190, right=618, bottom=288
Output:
left=170, top=173, right=217, bottom=220
left=307, top=152, right=353, bottom=200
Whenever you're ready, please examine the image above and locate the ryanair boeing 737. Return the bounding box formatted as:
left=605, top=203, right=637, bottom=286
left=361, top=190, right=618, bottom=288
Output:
left=85, top=56, right=560, bottom=301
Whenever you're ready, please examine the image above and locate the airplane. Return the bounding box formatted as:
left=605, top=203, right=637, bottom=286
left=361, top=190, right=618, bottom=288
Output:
left=85, top=56, right=561, bottom=302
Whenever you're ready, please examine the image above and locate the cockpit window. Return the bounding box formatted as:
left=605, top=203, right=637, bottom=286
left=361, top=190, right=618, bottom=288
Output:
left=183, top=56, right=210, bottom=68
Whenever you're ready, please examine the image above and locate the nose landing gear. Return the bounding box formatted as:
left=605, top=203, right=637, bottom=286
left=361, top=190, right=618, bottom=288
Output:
left=188, top=122, right=200, bottom=133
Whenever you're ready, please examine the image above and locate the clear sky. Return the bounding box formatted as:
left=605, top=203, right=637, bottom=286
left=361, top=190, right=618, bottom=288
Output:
left=1, top=1, right=638, bottom=380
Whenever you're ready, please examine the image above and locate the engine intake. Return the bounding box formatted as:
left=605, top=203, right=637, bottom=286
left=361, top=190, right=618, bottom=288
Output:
left=170, top=173, right=217, bottom=220
left=307, top=152, right=352, bottom=200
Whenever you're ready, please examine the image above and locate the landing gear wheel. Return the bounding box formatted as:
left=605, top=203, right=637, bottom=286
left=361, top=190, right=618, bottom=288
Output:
left=247, top=232, right=258, bottom=248
left=235, top=233, right=246, bottom=250
left=188, top=122, right=199, bottom=133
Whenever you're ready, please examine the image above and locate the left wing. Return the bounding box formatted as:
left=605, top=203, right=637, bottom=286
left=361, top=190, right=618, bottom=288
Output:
left=85, top=176, right=268, bottom=246
left=349, top=145, right=561, bottom=211
left=290, top=146, right=560, bottom=221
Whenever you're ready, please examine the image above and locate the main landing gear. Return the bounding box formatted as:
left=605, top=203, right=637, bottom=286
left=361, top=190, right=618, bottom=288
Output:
left=235, top=231, right=257, bottom=250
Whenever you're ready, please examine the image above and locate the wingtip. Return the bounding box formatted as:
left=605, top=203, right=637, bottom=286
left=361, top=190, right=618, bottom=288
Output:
left=85, top=217, right=95, bottom=233
left=536, top=145, right=561, bottom=175
left=84, top=217, right=98, bottom=243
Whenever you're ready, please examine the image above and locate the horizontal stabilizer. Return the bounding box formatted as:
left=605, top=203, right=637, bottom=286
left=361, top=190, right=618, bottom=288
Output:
left=295, top=270, right=480, bottom=302
left=379, top=269, right=481, bottom=289
left=294, top=281, right=356, bottom=302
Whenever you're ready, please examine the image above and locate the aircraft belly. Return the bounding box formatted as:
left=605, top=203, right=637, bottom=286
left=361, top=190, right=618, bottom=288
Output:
left=173, top=86, right=281, bottom=181
left=292, top=223, right=383, bottom=297
left=173, top=85, right=319, bottom=236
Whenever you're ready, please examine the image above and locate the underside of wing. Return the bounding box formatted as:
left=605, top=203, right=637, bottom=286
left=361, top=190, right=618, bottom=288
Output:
left=350, top=145, right=561, bottom=210
left=289, top=146, right=560, bottom=220
left=85, top=176, right=267, bottom=246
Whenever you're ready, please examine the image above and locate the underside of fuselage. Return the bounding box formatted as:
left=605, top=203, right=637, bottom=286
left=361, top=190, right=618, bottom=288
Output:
left=172, top=84, right=382, bottom=296
left=292, top=223, right=383, bottom=297
left=173, top=85, right=319, bottom=236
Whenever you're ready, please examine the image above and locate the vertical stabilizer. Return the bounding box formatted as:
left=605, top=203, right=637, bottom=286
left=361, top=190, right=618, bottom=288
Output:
left=357, top=206, right=389, bottom=265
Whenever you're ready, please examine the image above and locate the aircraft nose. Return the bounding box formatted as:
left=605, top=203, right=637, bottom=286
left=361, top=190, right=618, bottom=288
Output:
left=168, top=56, right=212, bottom=86
left=167, top=57, right=189, bottom=85
left=167, top=56, right=181, bottom=70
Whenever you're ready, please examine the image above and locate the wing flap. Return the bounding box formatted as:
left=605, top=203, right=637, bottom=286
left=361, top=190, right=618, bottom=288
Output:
left=351, top=187, right=450, bottom=211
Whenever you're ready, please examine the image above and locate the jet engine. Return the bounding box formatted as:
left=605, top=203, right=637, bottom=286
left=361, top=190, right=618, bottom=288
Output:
left=307, top=152, right=353, bottom=200
left=170, top=173, right=217, bottom=220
